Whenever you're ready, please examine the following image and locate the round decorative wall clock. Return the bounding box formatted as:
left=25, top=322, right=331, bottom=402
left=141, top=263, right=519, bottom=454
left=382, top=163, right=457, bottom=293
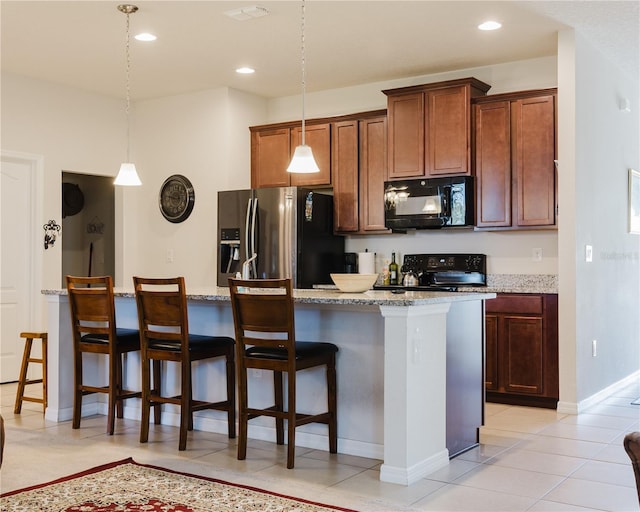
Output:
left=158, top=174, right=195, bottom=223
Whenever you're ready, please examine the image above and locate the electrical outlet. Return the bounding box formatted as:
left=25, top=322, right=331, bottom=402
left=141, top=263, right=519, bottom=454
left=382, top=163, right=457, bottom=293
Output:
left=532, top=248, right=543, bottom=262
left=585, top=245, right=593, bottom=262
left=592, top=339, right=597, bottom=357
left=166, top=249, right=174, bottom=263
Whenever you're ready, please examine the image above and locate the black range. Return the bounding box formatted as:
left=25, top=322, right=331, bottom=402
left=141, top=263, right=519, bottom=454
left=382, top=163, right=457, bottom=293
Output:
left=374, top=253, right=486, bottom=292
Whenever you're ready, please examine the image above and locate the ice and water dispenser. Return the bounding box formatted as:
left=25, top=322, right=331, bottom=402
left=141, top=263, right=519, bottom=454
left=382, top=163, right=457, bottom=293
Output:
left=219, top=228, right=241, bottom=277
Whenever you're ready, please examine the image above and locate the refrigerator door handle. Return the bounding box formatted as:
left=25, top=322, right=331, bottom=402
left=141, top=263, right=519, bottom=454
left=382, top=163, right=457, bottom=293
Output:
left=244, top=198, right=253, bottom=264
left=250, top=197, right=258, bottom=278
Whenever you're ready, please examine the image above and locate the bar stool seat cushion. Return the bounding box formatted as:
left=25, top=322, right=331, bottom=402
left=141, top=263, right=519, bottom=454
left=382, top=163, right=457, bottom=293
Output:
left=247, top=342, right=338, bottom=360
left=80, top=328, right=140, bottom=347
left=147, top=335, right=234, bottom=352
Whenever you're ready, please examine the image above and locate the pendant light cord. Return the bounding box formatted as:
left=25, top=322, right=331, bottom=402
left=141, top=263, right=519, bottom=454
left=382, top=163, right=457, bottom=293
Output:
left=300, top=0, right=307, bottom=146
left=124, top=9, right=132, bottom=162
left=117, top=4, right=138, bottom=162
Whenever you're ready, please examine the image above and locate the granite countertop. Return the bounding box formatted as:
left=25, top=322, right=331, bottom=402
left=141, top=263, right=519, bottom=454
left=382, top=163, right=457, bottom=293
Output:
left=474, top=274, right=558, bottom=294
left=43, top=274, right=554, bottom=305
left=42, top=287, right=495, bottom=307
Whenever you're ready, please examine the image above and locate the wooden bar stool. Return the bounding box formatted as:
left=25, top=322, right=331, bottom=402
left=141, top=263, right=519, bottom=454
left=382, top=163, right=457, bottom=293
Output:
left=229, top=278, right=338, bottom=469
left=133, top=276, right=236, bottom=451
left=14, top=331, right=48, bottom=414
left=66, top=275, right=141, bottom=435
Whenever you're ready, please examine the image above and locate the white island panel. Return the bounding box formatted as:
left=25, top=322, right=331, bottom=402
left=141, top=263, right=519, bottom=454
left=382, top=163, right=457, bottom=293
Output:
left=379, top=303, right=451, bottom=485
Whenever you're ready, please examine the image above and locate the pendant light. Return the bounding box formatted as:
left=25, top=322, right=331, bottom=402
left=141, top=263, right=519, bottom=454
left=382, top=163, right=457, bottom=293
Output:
left=114, top=4, right=142, bottom=186
left=286, top=0, right=319, bottom=174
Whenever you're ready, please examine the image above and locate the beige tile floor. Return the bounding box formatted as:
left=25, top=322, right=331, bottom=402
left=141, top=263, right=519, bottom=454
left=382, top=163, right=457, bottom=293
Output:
left=1, top=381, right=639, bottom=511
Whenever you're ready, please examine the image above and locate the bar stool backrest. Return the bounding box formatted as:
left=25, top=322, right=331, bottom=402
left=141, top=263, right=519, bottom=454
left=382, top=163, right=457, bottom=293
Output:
left=229, top=278, right=295, bottom=370
left=66, top=276, right=117, bottom=348
left=132, top=277, right=189, bottom=352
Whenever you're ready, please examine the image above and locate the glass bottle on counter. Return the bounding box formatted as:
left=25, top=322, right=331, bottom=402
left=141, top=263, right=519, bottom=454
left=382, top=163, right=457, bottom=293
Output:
left=389, top=252, right=398, bottom=285
left=382, top=258, right=390, bottom=285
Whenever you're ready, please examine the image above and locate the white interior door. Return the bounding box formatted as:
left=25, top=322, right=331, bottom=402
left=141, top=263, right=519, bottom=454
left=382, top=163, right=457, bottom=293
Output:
left=1, top=154, right=38, bottom=383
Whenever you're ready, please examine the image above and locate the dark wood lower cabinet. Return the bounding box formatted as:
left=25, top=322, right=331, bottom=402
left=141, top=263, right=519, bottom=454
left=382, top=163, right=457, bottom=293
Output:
left=485, top=293, right=558, bottom=408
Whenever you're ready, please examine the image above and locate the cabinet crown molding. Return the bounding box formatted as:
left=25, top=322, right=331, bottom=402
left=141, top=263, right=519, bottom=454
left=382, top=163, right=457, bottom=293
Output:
left=250, top=109, right=387, bottom=132
left=382, top=77, right=491, bottom=97
left=473, top=87, right=557, bottom=104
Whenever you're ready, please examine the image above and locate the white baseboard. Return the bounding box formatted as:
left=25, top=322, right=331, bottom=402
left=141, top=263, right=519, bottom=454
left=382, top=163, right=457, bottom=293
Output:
left=557, top=370, right=640, bottom=414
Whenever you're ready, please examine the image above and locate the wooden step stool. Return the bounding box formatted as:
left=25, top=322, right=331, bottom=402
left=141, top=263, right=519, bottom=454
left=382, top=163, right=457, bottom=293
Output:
left=14, top=331, right=48, bottom=414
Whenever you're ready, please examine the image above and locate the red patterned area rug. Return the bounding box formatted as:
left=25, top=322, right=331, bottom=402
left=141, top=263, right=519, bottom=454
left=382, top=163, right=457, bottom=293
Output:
left=0, top=457, right=357, bottom=512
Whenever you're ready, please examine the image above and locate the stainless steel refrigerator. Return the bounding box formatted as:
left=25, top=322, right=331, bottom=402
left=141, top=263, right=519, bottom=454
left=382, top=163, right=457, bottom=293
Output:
left=217, top=187, right=345, bottom=288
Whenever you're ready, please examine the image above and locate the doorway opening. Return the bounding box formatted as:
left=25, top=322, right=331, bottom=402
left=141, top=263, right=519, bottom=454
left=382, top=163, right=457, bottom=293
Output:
left=61, top=172, right=115, bottom=287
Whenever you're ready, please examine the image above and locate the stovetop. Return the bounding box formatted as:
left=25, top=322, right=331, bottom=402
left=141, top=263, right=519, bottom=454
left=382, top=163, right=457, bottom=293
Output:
left=374, top=253, right=486, bottom=291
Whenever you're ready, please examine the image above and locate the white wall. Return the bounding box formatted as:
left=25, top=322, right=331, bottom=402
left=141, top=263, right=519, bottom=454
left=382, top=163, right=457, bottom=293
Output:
left=558, top=31, right=640, bottom=409
left=557, top=31, right=579, bottom=408
left=124, top=87, right=267, bottom=287
left=268, top=56, right=558, bottom=121
left=1, top=72, right=124, bottom=297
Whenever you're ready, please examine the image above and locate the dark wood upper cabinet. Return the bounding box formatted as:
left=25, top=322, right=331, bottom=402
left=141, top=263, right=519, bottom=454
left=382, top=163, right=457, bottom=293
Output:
left=332, top=112, right=389, bottom=235
left=427, top=85, right=470, bottom=176
left=384, top=77, right=491, bottom=180
left=475, top=100, right=512, bottom=227
left=332, top=120, right=359, bottom=233
left=359, top=115, right=389, bottom=233
left=250, top=122, right=331, bottom=189
left=251, top=127, right=291, bottom=189
left=514, top=95, right=556, bottom=227
left=386, top=92, right=424, bottom=179
left=474, top=89, right=557, bottom=230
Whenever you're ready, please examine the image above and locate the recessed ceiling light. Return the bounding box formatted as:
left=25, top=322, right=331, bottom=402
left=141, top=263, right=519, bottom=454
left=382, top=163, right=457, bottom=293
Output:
left=236, top=67, right=256, bottom=74
left=478, top=20, right=502, bottom=31
left=135, top=32, right=157, bottom=42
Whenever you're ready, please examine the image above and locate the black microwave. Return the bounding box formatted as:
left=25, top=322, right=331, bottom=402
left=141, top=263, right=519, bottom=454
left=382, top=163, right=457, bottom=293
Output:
left=383, top=176, right=474, bottom=230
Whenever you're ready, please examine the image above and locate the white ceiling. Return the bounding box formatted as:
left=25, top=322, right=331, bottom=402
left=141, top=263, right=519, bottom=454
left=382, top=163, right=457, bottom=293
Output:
left=1, top=1, right=638, bottom=101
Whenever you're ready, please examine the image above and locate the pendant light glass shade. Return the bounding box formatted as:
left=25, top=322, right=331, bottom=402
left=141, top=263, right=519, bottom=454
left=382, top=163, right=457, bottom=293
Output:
left=286, top=144, right=320, bottom=174
left=114, top=163, right=142, bottom=186
left=287, top=0, right=319, bottom=174
left=114, top=4, right=142, bottom=186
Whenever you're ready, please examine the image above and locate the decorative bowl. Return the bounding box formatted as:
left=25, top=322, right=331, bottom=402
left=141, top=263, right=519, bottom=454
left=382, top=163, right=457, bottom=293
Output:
left=330, top=273, right=378, bottom=293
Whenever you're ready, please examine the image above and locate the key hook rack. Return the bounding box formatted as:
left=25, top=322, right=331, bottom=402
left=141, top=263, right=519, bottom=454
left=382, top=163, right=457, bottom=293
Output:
left=43, top=220, right=61, bottom=249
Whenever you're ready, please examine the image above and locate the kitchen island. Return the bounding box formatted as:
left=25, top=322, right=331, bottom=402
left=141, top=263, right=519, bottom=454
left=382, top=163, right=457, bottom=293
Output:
left=42, top=287, right=494, bottom=485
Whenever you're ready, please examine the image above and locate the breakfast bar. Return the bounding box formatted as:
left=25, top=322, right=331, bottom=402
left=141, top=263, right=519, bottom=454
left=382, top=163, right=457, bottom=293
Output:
left=43, top=287, right=494, bottom=485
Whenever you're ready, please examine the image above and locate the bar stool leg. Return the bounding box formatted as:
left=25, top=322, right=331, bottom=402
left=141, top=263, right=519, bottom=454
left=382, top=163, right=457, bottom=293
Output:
left=13, top=337, right=33, bottom=414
